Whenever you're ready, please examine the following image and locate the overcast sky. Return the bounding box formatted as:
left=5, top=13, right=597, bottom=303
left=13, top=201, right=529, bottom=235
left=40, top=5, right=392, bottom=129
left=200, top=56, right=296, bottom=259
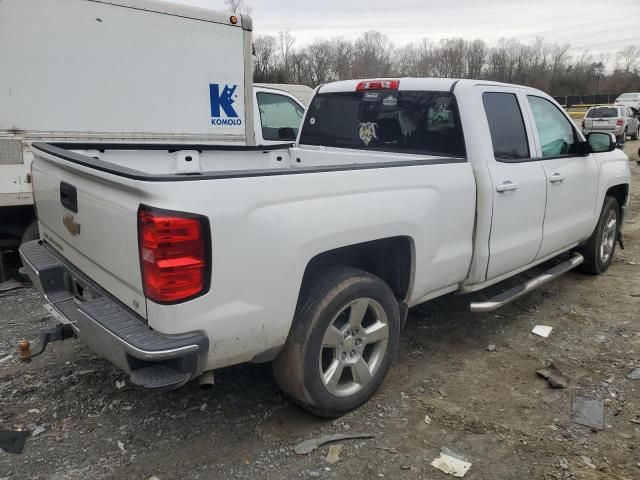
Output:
left=177, top=0, right=639, bottom=57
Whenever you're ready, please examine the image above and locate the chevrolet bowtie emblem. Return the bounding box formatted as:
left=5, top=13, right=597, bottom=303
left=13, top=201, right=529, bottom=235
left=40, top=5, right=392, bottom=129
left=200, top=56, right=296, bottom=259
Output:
left=63, top=215, right=81, bottom=236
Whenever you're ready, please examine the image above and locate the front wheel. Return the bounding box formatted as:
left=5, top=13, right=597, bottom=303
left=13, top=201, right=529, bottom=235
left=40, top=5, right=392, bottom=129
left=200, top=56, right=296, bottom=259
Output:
left=272, top=267, right=400, bottom=417
left=577, top=196, right=619, bottom=274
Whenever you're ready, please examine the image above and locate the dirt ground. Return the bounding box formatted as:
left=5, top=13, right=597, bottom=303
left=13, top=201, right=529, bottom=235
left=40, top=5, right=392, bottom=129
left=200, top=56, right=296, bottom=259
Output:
left=1, top=142, right=639, bottom=480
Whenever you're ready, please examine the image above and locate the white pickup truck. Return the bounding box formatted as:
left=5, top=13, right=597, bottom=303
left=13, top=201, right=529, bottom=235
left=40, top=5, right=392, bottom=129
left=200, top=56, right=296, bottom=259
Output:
left=0, top=0, right=308, bottom=256
left=21, top=78, right=630, bottom=417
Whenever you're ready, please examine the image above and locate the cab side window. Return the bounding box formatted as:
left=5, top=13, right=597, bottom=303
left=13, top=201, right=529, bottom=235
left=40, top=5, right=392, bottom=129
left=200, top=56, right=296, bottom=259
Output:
left=527, top=96, right=578, bottom=158
left=257, top=92, right=304, bottom=142
left=483, top=92, right=530, bottom=162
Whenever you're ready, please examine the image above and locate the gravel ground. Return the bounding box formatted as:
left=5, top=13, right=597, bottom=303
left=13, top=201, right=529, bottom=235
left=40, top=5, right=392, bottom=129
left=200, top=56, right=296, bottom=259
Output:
left=1, top=142, right=639, bottom=480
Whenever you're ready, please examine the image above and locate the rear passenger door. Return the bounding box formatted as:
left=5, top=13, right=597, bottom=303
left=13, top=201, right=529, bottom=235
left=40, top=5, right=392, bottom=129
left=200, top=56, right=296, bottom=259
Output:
left=482, top=90, right=547, bottom=280
left=524, top=95, right=599, bottom=259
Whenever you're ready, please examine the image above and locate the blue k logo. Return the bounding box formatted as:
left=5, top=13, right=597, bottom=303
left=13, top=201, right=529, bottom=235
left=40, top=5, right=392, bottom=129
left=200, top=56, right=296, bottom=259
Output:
left=209, top=84, right=238, bottom=118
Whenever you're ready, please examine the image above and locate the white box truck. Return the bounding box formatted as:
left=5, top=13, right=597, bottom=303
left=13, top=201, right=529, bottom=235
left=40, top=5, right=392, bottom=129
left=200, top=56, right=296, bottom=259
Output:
left=0, top=0, right=307, bottom=266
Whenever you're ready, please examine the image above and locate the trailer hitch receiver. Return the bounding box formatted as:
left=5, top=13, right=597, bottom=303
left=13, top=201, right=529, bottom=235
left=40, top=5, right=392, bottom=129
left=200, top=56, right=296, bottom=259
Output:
left=18, top=324, right=75, bottom=361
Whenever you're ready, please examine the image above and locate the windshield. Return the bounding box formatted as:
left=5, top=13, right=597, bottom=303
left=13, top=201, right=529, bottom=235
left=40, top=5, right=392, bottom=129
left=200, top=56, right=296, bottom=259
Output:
left=587, top=107, right=619, bottom=118
left=617, top=93, right=638, bottom=100
left=299, top=90, right=466, bottom=157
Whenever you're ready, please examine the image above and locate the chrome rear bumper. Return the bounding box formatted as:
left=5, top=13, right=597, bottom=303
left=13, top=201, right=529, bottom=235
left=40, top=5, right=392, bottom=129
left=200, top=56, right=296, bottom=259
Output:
left=19, top=240, right=208, bottom=391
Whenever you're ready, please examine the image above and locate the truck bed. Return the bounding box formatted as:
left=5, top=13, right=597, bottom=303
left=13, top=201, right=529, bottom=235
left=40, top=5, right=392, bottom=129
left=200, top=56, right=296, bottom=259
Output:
left=30, top=141, right=476, bottom=370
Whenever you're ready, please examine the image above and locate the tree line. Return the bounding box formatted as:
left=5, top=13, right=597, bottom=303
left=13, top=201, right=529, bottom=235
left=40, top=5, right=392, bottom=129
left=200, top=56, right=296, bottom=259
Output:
left=223, top=0, right=640, bottom=96
left=252, top=32, right=640, bottom=97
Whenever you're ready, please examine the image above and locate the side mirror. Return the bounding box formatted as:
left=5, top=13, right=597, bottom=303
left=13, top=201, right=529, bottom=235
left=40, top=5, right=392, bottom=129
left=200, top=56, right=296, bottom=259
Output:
left=587, top=132, right=616, bottom=153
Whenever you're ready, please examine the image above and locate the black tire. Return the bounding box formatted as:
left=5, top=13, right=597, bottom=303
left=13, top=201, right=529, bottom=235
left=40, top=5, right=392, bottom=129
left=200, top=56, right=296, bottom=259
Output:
left=272, top=266, right=400, bottom=418
left=20, top=220, right=39, bottom=244
left=577, top=196, right=619, bottom=275
left=631, top=125, right=639, bottom=141
left=617, top=131, right=626, bottom=148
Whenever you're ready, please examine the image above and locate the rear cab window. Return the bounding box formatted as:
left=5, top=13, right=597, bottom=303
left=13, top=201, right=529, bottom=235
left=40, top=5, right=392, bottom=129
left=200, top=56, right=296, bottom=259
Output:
left=587, top=107, right=619, bottom=118
left=299, top=90, right=466, bottom=158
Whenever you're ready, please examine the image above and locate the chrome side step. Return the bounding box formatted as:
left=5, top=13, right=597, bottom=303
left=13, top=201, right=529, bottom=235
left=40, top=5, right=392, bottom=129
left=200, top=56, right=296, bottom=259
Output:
left=470, top=253, right=584, bottom=313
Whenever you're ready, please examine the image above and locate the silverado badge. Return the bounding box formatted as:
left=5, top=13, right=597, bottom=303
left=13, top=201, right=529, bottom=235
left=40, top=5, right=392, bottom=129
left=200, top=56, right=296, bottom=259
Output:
left=63, top=215, right=81, bottom=236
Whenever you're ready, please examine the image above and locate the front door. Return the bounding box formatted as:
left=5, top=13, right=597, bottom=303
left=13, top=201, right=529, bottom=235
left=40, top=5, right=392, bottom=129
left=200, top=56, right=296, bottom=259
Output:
left=482, top=90, right=547, bottom=280
left=525, top=95, right=599, bottom=259
left=254, top=90, right=305, bottom=145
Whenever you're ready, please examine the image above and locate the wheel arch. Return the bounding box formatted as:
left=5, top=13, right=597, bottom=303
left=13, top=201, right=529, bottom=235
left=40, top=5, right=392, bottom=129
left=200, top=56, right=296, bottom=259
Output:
left=605, top=183, right=629, bottom=219
left=300, top=236, right=415, bottom=305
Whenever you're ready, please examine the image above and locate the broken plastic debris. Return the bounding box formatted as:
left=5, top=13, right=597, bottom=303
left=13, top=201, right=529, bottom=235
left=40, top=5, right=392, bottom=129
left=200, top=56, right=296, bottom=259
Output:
left=115, top=380, right=126, bottom=389
left=582, top=456, right=597, bottom=469
left=117, top=440, right=126, bottom=453
left=531, top=325, right=553, bottom=338
left=571, top=397, right=604, bottom=430
left=31, top=426, right=46, bottom=437
left=294, top=433, right=374, bottom=455
left=325, top=443, right=343, bottom=464
left=431, top=448, right=472, bottom=477
left=536, top=362, right=570, bottom=388
left=424, top=415, right=432, bottom=425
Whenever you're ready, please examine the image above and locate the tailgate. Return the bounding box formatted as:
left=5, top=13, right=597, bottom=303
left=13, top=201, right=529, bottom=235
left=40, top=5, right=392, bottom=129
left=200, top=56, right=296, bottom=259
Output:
left=32, top=147, right=148, bottom=318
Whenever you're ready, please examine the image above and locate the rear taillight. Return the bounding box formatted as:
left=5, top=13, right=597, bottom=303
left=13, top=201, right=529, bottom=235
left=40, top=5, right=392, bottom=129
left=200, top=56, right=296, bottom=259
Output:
left=138, top=205, right=210, bottom=304
left=616, top=118, right=624, bottom=126
left=356, top=79, right=400, bottom=91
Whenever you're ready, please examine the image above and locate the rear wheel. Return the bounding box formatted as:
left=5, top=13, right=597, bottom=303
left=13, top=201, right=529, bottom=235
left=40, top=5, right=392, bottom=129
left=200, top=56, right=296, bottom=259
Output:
left=272, top=267, right=400, bottom=417
left=631, top=125, right=639, bottom=141
left=577, top=196, right=619, bottom=275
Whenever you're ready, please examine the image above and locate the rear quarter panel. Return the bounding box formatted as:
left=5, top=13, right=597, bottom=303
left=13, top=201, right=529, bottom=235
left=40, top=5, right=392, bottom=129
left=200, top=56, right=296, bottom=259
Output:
left=145, top=150, right=476, bottom=369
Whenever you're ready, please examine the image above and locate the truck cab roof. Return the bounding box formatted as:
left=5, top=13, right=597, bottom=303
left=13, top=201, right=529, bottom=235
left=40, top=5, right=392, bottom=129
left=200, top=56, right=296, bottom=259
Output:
left=317, top=78, right=543, bottom=94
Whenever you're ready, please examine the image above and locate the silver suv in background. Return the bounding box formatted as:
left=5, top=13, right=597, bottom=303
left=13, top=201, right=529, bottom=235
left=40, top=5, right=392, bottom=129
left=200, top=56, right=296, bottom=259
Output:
left=582, top=106, right=640, bottom=145
left=615, top=92, right=640, bottom=112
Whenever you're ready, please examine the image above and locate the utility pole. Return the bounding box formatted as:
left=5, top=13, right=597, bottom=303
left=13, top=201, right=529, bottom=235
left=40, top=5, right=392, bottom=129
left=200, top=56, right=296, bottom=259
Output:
left=594, top=62, right=604, bottom=105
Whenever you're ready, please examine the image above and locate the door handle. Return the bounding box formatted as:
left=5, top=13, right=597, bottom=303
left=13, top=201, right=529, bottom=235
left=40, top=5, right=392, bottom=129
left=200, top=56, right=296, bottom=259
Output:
left=549, top=173, right=565, bottom=183
left=496, top=181, right=518, bottom=193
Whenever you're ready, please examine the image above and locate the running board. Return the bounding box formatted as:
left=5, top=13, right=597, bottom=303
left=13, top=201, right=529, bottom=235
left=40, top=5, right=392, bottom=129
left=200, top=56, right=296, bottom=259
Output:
left=470, top=253, right=584, bottom=313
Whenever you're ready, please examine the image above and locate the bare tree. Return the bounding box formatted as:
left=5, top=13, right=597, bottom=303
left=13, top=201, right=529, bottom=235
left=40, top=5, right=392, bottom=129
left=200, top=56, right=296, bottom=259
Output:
left=352, top=31, right=394, bottom=78
left=434, top=38, right=466, bottom=77
left=251, top=28, right=640, bottom=96
left=253, top=35, right=277, bottom=82
left=225, top=0, right=250, bottom=15
left=466, top=39, right=488, bottom=79
left=330, top=38, right=354, bottom=80
left=306, top=41, right=333, bottom=85
left=617, top=45, right=640, bottom=72
left=278, top=30, right=296, bottom=82
left=395, top=43, right=420, bottom=76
